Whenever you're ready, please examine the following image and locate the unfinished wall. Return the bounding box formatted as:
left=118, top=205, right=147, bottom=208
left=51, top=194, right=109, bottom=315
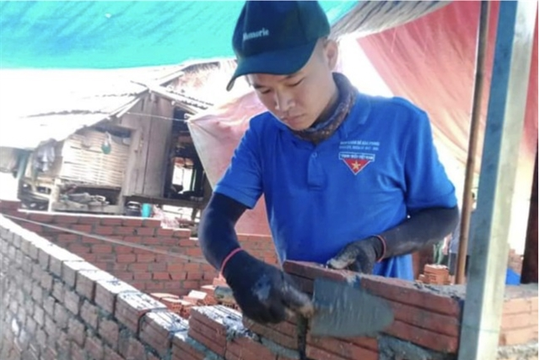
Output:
left=1, top=210, right=538, bottom=360
left=0, top=200, right=277, bottom=296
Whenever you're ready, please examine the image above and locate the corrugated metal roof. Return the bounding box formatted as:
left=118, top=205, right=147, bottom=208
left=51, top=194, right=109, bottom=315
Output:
left=0, top=65, right=191, bottom=150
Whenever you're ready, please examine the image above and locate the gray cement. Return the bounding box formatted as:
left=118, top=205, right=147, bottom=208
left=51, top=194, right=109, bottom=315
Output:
left=378, top=335, right=456, bottom=360
left=497, top=343, right=538, bottom=360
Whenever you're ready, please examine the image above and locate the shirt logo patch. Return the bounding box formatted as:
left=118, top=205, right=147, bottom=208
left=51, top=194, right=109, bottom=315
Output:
left=339, top=152, right=375, bottom=175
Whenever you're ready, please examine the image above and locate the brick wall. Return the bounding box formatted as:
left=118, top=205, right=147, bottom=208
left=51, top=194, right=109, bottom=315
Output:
left=0, top=213, right=537, bottom=360
left=0, top=200, right=277, bottom=296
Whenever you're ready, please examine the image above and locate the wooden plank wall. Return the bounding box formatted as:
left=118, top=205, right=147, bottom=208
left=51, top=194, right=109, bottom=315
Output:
left=59, top=129, right=130, bottom=187
left=119, top=95, right=174, bottom=199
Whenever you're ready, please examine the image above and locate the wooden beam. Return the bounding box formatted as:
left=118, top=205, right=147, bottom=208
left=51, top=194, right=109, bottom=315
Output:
left=458, top=1, right=537, bottom=359
left=521, top=147, right=538, bottom=284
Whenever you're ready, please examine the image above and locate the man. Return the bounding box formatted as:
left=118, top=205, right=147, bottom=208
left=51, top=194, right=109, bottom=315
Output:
left=199, top=1, right=459, bottom=324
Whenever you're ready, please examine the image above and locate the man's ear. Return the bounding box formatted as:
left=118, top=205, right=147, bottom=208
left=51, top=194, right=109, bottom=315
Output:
left=324, top=39, right=339, bottom=70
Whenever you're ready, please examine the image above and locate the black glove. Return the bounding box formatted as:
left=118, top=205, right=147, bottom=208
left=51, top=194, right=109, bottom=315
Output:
left=326, top=236, right=384, bottom=274
left=222, top=250, right=313, bottom=324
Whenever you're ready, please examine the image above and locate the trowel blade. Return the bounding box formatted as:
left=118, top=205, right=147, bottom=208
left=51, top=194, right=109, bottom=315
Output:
left=309, top=277, right=394, bottom=338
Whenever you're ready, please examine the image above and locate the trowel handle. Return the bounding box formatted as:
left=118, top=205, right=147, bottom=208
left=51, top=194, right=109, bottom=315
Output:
left=214, top=285, right=236, bottom=305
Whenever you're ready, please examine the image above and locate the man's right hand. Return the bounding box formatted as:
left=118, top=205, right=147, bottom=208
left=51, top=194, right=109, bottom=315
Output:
left=222, top=250, right=313, bottom=324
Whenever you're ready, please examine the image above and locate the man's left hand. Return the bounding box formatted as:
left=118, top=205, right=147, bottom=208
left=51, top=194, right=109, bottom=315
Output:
left=326, top=237, right=383, bottom=274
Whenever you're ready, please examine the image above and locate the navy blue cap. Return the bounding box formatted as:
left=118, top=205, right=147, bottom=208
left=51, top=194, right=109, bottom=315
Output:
left=227, top=1, right=330, bottom=91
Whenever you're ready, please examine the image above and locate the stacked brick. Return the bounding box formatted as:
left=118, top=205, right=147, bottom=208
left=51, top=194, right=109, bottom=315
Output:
left=284, top=261, right=463, bottom=354
left=508, top=249, right=524, bottom=275
left=418, top=264, right=451, bottom=285
left=149, top=276, right=230, bottom=319
left=0, top=214, right=285, bottom=360
left=0, top=200, right=277, bottom=297
left=1, top=199, right=538, bottom=360
left=500, top=286, right=538, bottom=347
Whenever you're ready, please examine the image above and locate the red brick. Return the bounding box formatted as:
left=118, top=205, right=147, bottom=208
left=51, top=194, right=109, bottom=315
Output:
left=134, top=272, right=152, bottom=280
left=40, top=346, right=58, bottom=360
left=48, top=248, right=83, bottom=277
left=78, top=216, right=102, bottom=225
left=503, top=296, right=538, bottom=315
left=54, top=302, right=70, bottom=330
left=120, top=335, right=147, bottom=359
left=71, top=224, right=93, bottom=233
left=99, top=318, right=120, bottom=350
left=114, top=245, right=133, bottom=254
left=114, top=226, right=137, bottom=235
left=68, top=317, right=86, bottom=346
left=184, top=263, right=201, bottom=272
left=243, top=317, right=297, bottom=349
left=0, top=200, right=21, bottom=210
left=167, top=263, right=186, bottom=272
left=114, top=292, right=168, bottom=333
left=139, top=311, right=188, bottom=356
left=142, top=219, right=161, bottom=228
left=117, top=254, right=137, bottom=263
left=226, top=335, right=277, bottom=360
left=305, top=345, right=350, bottom=360
left=67, top=243, right=90, bottom=254
left=361, top=275, right=462, bottom=317
left=173, top=229, right=192, bottom=238
left=137, top=254, right=156, bottom=263
left=81, top=235, right=100, bottom=244
left=172, top=331, right=205, bottom=360
left=40, top=271, right=53, bottom=292
left=43, top=295, right=56, bottom=317
left=499, top=326, right=539, bottom=346
left=94, top=226, right=115, bottom=235
left=182, top=280, right=201, bottom=291
left=63, top=289, right=82, bottom=315
left=115, top=272, right=134, bottom=282
left=56, top=233, right=79, bottom=242
left=121, top=218, right=143, bottom=226
left=384, top=320, right=458, bottom=353
left=71, top=345, right=87, bottom=360
left=307, top=335, right=378, bottom=360
left=103, top=346, right=124, bottom=360
left=76, top=269, right=116, bottom=300
left=188, top=323, right=226, bottom=357
left=52, top=214, right=80, bottom=224
left=81, top=300, right=99, bottom=329
left=157, top=228, right=175, bottom=237
left=95, top=278, right=138, bottom=314
left=386, top=300, right=461, bottom=337
left=62, top=260, right=98, bottom=287
left=101, top=217, right=123, bottom=225
left=501, top=312, right=538, bottom=330
left=28, top=212, right=54, bottom=222
left=187, top=272, right=204, bottom=280
left=85, top=331, right=105, bottom=360
left=150, top=272, right=170, bottom=281
left=179, top=239, right=197, bottom=247
left=136, top=227, right=155, bottom=236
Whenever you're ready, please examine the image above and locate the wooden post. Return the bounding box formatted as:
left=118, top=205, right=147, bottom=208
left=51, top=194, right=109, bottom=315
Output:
left=458, top=1, right=537, bottom=359
left=521, top=148, right=538, bottom=284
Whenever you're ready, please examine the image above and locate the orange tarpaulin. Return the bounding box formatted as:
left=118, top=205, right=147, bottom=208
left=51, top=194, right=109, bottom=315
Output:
left=188, top=1, right=538, bottom=244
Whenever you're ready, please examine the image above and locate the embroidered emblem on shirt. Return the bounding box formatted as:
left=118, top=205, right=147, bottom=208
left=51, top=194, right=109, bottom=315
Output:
left=339, top=152, right=375, bottom=175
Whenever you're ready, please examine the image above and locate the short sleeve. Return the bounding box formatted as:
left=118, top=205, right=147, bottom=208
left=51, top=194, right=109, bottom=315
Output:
left=214, top=121, right=263, bottom=209
left=403, top=107, right=457, bottom=213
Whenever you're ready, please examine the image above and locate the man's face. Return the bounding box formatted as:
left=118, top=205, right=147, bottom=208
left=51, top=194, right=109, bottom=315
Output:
left=247, top=40, right=338, bottom=131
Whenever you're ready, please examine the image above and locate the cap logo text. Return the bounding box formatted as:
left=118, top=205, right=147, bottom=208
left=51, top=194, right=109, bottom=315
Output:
left=243, top=28, right=270, bottom=41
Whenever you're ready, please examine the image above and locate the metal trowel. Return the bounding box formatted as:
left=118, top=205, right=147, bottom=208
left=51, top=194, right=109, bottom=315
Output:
left=214, top=277, right=394, bottom=338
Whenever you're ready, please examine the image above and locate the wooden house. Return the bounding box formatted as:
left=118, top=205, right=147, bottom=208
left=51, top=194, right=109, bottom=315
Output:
left=0, top=60, right=236, bottom=218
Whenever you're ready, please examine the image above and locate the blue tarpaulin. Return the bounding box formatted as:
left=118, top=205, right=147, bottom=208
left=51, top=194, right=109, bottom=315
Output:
left=0, top=1, right=356, bottom=69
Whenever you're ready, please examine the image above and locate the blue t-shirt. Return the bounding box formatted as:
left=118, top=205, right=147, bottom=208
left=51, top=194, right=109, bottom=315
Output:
left=215, top=93, right=457, bottom=280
